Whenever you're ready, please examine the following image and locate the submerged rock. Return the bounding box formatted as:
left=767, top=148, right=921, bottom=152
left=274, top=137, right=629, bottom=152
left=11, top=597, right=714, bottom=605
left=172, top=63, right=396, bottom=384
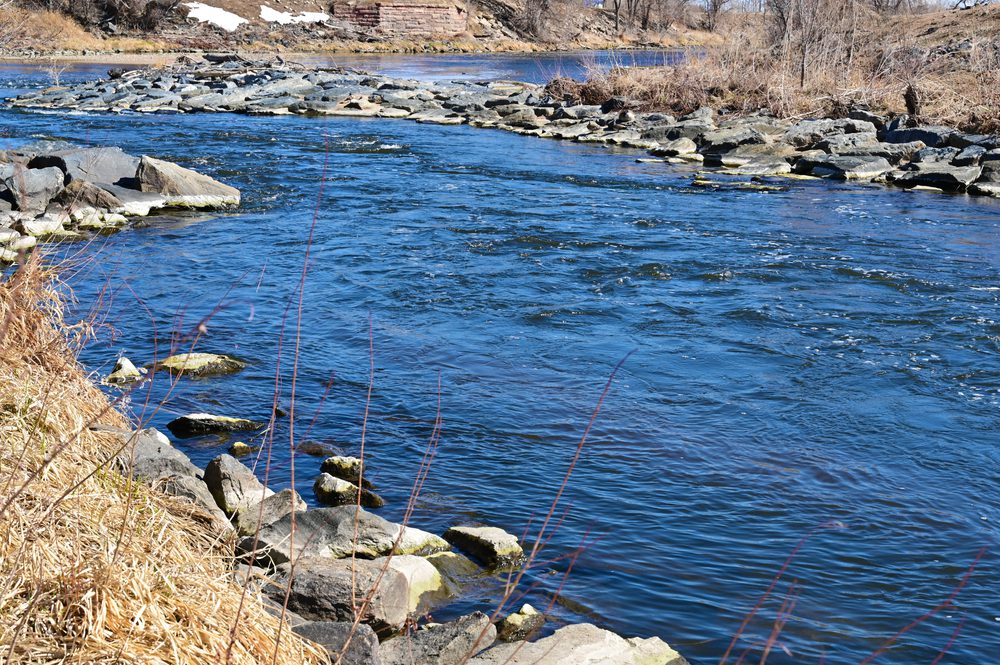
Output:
left=497, top=604, right=545, bottom=642
left=443, top=526, right=524, bottom=569
left=156, top=352, right=247, bottom=377
left=166, top=413, right=265, bottom=438
left=319, top=455, right=372, bottom=488
left=314, top=473, right=385, bottom=508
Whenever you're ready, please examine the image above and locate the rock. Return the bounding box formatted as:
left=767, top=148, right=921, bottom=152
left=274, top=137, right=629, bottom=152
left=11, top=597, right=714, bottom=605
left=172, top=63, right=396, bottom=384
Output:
left=836, top=140, right=925, bottom=164
left=228, top=441, right=256, bottom=457
left=500, top=107, right=547, bottom=129
left=970, top=181, right=1000, bottom=197
left=384, top=555, right=447, bottom=612
left=794, top=155, right=892, bottom=180
left=649, top=137, right=697, bottom=157
left=7, top=234, right=37, bottom=251
left=891, top=163, right=983, bottom=192
left=137, top=156, right=240, bottom=208
left=425, top=551, right=481, bottom=595
left=157, top=474, right=231, bottom=532
left=119, top=427, right=201, bottom=481
left=848, top=108, right=885, bottom=127
left=203, top=454, right=274, bottom=516
left=817, top=132, right=878, bottom=153
left=233, top=488, right=306, bottom=536
left=698, top=127, right=765, bottom=154
left=381, top=612, right=496, bottom=665
left=913, top=146, right=959, bottom=163
left=314, top=473, right=385, bottom=509
left=156, top=352, right=247, bottom=377
left=3, top=165, right=65, bottom=214
left=470, top=624, right=687, bottom=665
left=292, top=621, right=382, bottom=665
left=320, top=455, right=372, bottom=488
left=726, top=157, right=792, bottom=176
left=954, top=145, right=987, bottom=166
left=267, top=556, right=409, bottom=633
left=0, top=229, right=20, bottom=245
left=947, top=132, right=1000, bottom=150
left=106, top=356, right=143, bottom=384
left=29, top=147, right=138, bottom=187
left=54, top=179, right=124, bottom=212
left=443, top=526, right=524, bottom=569
left=166, top=413, right=265, bottom=438
left=239, top=506, right=449, bottom=566
left=599, top=96, right=630, bottom=114
left=497, top=604, right=545, bottom=642
left=96, top=183, right=168, bottom=216
left=784, top=118, right=876, bottom=147
left=883, top=125, right=954, bottom=148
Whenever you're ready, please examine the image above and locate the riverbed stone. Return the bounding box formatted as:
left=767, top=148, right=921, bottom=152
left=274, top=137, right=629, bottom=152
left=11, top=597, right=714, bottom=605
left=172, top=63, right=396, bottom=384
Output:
left=319, top=455, right=372, bottom=487
left=650, top=137, right=697, bottom=157
left=425, top=551, right=481, bottom=595
left=267, top=556, right=409, bottom=632
left=203, top=453, right=274, bottom=516
left=156, top=352, right=247, bottom=377
left=443, top=526, right=524, bottom=569
left=698, top=127, right=765, bottom=153
left=383, top=554, right=447, bottom=612
left=233, top=488, right=306, bottom=537
left=137, top=155, right=240, bottom=207
left=97, top=183, right=168, bottom=216
left=3, top=165, right=64, bottom=214
left=314, top=473, right=385, bottom=508
left=240, top=505, right=450, bottom=566
left=292, top=621, right=381, bottom=665
left=166, top=413, right=266, bottom=438
left=29, top=147, right=138, bottom=187
left=381, top=612, right=496, bottom=665
left=794, top=154, right=893, bottom=180
left=106, top=356, right=143, bottom=384
left=497, top=604, right=545, bottom=642
left=817, top=132, right=879, bottom=153
left=726, top=157, right=792, bottom=176
left=54, top=179, right=124, bottom=212
left=883, top=125, right=955, bottom=147
left=470, top=624, right=687, bottom=665
left=891, top=162, right=983, bottom=191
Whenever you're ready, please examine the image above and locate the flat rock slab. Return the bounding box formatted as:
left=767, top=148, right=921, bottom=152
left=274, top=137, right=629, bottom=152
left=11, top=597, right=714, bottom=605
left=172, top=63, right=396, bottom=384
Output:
left=469, top=623, right=688, bottom=665
left=240, top=505, right=449, bottom=565
left=381, top=612, right=496, bottom=665
left=29, top=147, right=138, bottom=187
left=137, top=155, right=241, bottom=207
left=444, top=526, right=524, bottom=569
left=166, top=413, right=265, bottom=438
left=156, top=352, right=247, bottom=377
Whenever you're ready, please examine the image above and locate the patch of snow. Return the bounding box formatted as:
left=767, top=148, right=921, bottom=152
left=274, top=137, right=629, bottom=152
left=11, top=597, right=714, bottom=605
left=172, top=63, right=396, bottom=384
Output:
left=260, top=5, right=330, bottom=24
left=184, top=2, right=249, bottom=31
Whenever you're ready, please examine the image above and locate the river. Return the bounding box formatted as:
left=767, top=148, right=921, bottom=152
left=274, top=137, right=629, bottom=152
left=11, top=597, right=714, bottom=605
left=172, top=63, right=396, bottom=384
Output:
left=2, top=54, right=998, bottom=664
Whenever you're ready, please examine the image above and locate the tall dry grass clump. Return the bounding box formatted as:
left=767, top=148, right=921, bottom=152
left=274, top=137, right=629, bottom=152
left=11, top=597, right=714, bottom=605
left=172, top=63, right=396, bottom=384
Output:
left=0, top=256, right=326, bottom=664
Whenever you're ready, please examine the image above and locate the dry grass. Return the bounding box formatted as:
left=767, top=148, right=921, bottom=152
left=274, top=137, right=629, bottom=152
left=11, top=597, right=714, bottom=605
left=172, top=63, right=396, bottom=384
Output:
left=0, top=256, right=326, bottom=664
left=575, top=6, right=1000, bottom=134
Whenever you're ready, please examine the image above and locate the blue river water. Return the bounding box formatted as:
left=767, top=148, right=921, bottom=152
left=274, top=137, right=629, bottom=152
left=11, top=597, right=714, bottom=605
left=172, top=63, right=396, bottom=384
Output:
left=2, top=56, right=999, bottom=664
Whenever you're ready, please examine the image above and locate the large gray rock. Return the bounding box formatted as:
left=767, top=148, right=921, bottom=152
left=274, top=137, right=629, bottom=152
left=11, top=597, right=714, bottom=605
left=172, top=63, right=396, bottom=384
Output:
left=817, top=132, right=878, bottom=153
left=794, top=154, right=892, bottom=180
left=118, top=427, right=201, bottom=481
left=698, top=127, right=765, bottom=153
left=650, top=137, right=698, bottom=157
left=891, top=163, right=983, bottom=191
left=137, top=156, right=240, bottom=207
left=105, top=356, right=143, bottom=384
left=3, top=165, right=64, bottom=213
left=267, top=557, right=409, bottom=633
left=292, top=621, right=381, bottom=665
left=443, top=526, right=524, bottom=569
left=883, top=125, right=954, bottom=148
left=239, top=506, right=449, bottom=566
left=469, top=623, right=688, bottom=665
left=166, top=413, right=266, bottom=438
left=380, top=612, right=496, bottom=665
left=54, top=179, right=124, bottom=212
left=383, top=555, right=447, bottom=613
left=320, top=455, right=372, bottom=488
left=233, top=488, right=306, bottom=537
left=157, top=474, right=231, bottom=532
left=97, top=183, right=168, bottom=216
left=29, top=147, right=138, bottom=187
left=314, top=473, right=385, bottom=509
left=784, top=118, right=876, bottom=147
left=836, top=140, right=925, bottom=164
left=203, top=454, right=274, bottom=516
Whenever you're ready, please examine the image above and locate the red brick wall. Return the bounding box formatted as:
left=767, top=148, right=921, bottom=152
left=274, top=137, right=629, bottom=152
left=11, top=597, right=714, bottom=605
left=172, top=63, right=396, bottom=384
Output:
left=331, top=1, right=468, bottom=37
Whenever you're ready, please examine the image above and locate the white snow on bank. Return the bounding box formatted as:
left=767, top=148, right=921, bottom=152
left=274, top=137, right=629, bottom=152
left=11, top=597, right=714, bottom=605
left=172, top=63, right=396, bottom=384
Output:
left=260, top=5, right=330, bottom=24
left=184, top=2, right=249, bottom=31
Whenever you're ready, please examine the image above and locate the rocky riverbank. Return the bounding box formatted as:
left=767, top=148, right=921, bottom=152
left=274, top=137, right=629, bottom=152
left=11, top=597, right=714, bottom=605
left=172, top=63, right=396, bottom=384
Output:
left=110, top=354, right=688, bottom=665
left=9, top=55, right=1000, bottom=200
left=0, top=141, right=240, bottom=263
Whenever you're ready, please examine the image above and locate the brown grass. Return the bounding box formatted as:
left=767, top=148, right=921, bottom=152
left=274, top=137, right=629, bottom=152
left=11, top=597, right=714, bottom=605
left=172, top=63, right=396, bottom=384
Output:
left=0, top=256, right=326, bottom=664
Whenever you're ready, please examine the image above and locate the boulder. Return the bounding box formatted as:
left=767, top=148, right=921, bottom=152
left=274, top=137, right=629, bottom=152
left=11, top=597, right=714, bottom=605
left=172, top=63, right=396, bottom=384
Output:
left=203, top=454, right=274, bottom=516
left=6, top=235, right=37, bottom=252
left=156, top=352, right=247, bottom=377
left=157, top=474, right=231, bottom=532
left=239, top=506, right=449, bottom=566
left=292, top=621, right=381, bottom=665
left=29, top=147, right=138, bottom=187
left=320, top=455, right=372, bottom=488
left=384, top=555, right=447, bottom=612
left=166, top=413, right=266, bottom=438
left=947, top=132, right=1000, bottom=150
left=54, top=179, right=124, bottom=212
left=469, top=624, right=688, bottom=665
left=816, top=132, right=878, bottom=153
left=118, top=427, right=201, bottom=481
left=233, top=488, right=306, bottom=536
left=698, top=127, right=765, bottom=154
left=883, top=125, right=954, bottom=148
left=793, top=155, right=892, bottom=180
left=891, top=163, right=983, bottom=192
left=836, top=141, right=925, bottom=164
left=314, top=473, right=385, bottom=509
left=228, top=441, right=257, bottom=457
left=954, top=145, right=987, bottom=166
left=649, top=137, right=697, bottom=157
left=443, top=526, right=524, bottom=569
left=425, top=551, right=481, bottom=595
left=137, top=156, right=240, bottom=207
left=497, top=604, right=545, bottom=642
left=96, top=183, right=168, bottom=216
left=267, top=556, right=409, bottom=633
left=913, top=146, right=959, bottom=163
left=783, top=118, right=876, bottom=147
left=105, top=356, right=143, bottom=384
left=380, top=612, right=496, bottom=665
left=725, top=157, right=792, bottom=176
left=0, top=229, right=20, bottom=245
left=17, top=216, right=65, bottom=237
left=3, top=165, right=64, bottom=213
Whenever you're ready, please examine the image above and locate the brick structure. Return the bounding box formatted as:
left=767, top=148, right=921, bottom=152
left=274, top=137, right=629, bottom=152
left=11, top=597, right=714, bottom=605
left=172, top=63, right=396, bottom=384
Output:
left=330, top=0, right=468, bottom=37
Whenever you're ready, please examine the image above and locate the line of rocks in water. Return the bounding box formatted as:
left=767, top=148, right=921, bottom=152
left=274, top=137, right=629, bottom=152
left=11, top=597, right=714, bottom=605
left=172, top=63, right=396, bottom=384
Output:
left=107, top=351, right=688, bottom=665
left=0, top=140, right=241, bottom=263
left=10, top=55, right=1000, bottom=200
